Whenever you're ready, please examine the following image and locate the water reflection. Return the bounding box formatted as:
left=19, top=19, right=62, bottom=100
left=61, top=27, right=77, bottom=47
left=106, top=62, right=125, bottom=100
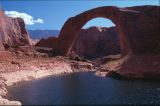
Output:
left=6, top=72, right=160, bottom=105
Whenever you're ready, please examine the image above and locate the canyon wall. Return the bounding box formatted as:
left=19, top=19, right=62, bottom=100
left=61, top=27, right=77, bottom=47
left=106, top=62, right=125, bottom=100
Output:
left=71, top=26, right=120, bottom=59
left=0, top=10, right=31, bottom=50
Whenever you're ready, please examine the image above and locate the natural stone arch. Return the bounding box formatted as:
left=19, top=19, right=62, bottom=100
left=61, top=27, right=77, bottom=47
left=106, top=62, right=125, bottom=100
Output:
left=54, top=6, right=160, bottom=56
left=54, top=6, right=130, bottom=56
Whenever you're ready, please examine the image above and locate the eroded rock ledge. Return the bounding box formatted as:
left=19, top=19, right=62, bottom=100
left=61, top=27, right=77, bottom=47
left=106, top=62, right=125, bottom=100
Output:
left=95, top=54, right=160, bottom=79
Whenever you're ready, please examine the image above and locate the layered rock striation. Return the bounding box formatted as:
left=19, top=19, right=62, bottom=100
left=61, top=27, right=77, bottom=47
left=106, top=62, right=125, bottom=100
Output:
left=0, top=10, right=31, bottom=50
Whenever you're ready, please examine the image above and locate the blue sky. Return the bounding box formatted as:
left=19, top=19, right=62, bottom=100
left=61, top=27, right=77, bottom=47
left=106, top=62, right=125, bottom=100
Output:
left=1, top=0, right=159, bottom=30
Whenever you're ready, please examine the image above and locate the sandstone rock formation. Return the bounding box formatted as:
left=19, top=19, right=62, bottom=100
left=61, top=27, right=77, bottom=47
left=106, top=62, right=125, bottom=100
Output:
left=71, top=26, right=120, bottom=59
left=36, top=26, right=120, bottom=59
left=54, top=5, right=160, bottom=56
left=35, top=37, right=58, bottom=48
left=95, top=54, right=160, bottom=79
left=0, top=10, right=31, bottom=50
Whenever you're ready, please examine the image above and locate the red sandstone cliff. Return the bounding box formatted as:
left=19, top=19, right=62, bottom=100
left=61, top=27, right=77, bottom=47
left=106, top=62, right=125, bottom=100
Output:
left=0, top=10, right=31, bottom=50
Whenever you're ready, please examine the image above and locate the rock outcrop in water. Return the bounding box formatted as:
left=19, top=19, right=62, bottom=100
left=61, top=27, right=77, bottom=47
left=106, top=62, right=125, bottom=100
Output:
left=54, top=5, right=160, bottom=56
left=0, top=10, right=31, bottom=50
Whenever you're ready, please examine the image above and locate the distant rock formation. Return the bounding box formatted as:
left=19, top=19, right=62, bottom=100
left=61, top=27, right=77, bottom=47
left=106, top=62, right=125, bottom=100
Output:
left=54, top=5, right=160, bottom=56
left=0, top=10, right=31, bottom=50
left=71, top=26, right=120, bottom=59
left=35, top=37, right=58, bottom=48
left=28, top=29, right=59, bottom=39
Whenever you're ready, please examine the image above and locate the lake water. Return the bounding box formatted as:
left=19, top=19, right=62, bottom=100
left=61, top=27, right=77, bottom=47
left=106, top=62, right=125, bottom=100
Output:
left=6, top=72, right=160, bottom=105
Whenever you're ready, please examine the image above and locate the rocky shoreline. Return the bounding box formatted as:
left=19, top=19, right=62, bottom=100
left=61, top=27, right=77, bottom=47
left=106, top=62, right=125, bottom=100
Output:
left=0, top=47, right=160, bottom=105
left=95, top=54, right=160, bottom=79
left=0, top=64, right=94, bottom=105
left=0, top=47, right=95, bottom=105
left=0, top=60, right=94, bottom=105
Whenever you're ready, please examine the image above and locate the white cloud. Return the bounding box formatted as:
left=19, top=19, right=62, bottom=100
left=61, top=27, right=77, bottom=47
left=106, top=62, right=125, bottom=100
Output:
left=5, top=11, right=44, bottom=25
left=33, top=18, right=43, bottom=23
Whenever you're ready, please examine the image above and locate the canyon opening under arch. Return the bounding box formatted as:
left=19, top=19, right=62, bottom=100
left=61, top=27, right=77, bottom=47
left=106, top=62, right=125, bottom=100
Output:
left=71, top=17, right=121, bottom=59
left=53, top=6, right=160, bottom=56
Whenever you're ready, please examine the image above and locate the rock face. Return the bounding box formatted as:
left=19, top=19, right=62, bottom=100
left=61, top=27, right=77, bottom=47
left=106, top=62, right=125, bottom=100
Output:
left=54, top=5, right=160, bottom=56
left=71, top=26, right=120, bottom=59
left=35, top=37, right=58, bottom=48
left=36, top=26, right=120, bottom=59
left=0, top=10, right=31, bottom=50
